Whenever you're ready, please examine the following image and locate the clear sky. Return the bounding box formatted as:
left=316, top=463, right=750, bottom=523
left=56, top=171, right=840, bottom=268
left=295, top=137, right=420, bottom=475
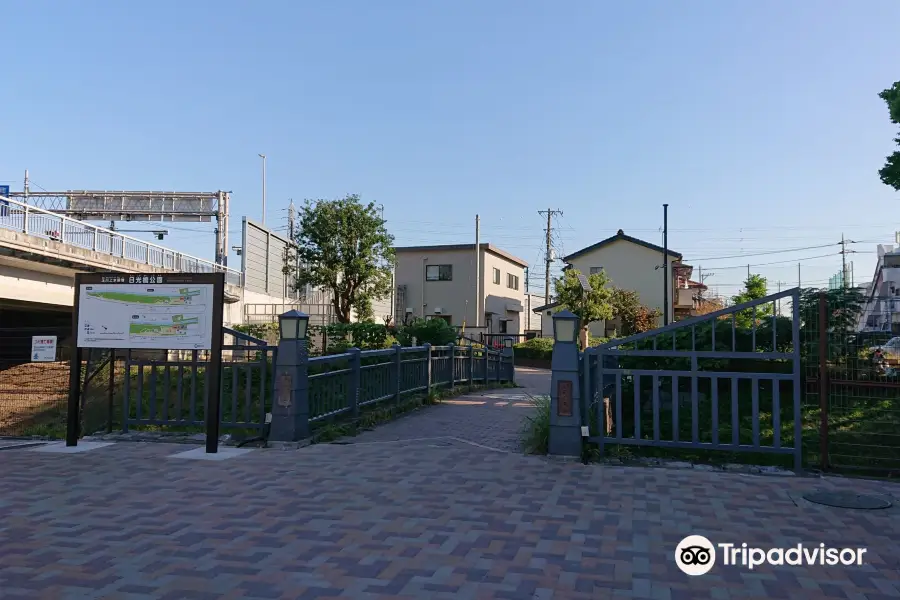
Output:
left=3, top=0, right=899, bottom=299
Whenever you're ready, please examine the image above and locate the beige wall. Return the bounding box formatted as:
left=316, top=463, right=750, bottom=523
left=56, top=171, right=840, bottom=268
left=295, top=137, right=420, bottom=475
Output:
left=482, top=251, right=526, bottom=335
left=394, top=247, right=526, bottom=333
left=567, top=239, right=680, bottom=327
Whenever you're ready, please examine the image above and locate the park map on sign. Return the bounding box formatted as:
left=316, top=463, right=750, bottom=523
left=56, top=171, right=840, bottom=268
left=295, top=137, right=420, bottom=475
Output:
left=77, top=284, right=214, bottom=350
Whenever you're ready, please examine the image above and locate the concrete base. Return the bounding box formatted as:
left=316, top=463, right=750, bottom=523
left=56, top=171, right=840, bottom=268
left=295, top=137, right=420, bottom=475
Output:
left=32, top=441, right=115, bottom=454
left=548, top=425, right=582, bottom=457
left=0, top=440, right=52, bottom=451
left=169, top=447, right=254, bottom=461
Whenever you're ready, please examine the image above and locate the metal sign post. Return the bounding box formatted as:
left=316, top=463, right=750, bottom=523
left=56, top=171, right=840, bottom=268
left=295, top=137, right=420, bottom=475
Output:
left=67, top=272, right=225, bottom=452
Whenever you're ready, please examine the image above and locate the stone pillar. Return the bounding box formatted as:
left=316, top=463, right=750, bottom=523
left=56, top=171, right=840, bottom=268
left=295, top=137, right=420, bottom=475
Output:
left=269, top=338, right=310, bottom=442
left=549, top=310, right=582, bottom=457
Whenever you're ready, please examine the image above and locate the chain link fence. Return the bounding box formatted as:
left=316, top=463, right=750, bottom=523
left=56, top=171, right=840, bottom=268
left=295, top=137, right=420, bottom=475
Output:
left=801, top=288, right=900, bottom=475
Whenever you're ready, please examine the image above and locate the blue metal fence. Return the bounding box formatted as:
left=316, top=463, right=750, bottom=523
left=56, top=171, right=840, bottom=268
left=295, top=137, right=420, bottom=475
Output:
left=308, top=343, right=512, bottom=423
left=582, top=288, right=802, bottom=469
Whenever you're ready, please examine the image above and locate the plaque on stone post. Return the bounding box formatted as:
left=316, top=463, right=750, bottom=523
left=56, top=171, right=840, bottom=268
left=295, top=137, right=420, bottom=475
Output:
left=557, top=380, right=573, bottom=417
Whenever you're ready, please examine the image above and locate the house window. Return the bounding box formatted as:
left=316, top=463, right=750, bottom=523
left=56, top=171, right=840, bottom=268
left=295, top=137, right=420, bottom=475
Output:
left=425, top=264, right=453, bottom=281
left=499, top=320, right=508, bottom=333
left=493, top=267, right=500, bottom=285
left=589, top=267, right=603, bottom=275
left=507, top=273, right=519, bottom=290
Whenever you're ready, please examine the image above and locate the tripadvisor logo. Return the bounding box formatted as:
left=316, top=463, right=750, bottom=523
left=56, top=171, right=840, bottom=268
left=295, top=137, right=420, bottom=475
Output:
left=675, top=535, right=867, bottom=576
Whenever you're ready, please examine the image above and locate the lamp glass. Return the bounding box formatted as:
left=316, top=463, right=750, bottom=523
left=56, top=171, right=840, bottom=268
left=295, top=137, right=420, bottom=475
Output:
left=296, top=316, right=309, bottom=340
left=554, top=318, right=577, bottom=343
left=280, top=317, right=299, bottom=340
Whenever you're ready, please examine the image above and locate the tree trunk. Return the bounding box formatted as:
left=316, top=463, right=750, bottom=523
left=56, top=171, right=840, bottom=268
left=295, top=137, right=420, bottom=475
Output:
left=579, top=326, right=589, bottom=350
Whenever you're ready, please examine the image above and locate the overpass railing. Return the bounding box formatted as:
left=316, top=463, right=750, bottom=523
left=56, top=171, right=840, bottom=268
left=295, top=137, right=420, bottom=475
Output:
left=0, top=194, right=242, bottom=286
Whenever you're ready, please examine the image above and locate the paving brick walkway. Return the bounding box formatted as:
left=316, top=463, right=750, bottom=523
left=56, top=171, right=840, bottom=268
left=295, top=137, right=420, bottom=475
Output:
left=346, top=367, right=550, bottom=452
left=2, top=367, right=899, bottom=599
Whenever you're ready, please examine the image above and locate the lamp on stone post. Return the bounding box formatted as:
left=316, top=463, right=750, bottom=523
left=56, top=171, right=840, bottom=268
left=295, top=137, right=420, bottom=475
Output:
left=502, top=337, right=515, bottom=384
left=270, top=310, right=311, bottom=444
left=549, top=309, right=582, bottom=457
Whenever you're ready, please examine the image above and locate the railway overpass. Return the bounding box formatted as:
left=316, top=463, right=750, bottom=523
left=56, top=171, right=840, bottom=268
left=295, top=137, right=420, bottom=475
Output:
left=0, top=195, right=322, bottom=349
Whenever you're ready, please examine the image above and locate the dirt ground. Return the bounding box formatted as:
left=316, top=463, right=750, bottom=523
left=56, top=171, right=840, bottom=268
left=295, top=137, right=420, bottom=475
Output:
left=0, top=361, right=69, bottom=434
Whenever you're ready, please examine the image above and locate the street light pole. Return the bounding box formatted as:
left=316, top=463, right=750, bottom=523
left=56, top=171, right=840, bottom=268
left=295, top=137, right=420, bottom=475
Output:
left=258, top=153, right=267, bottom=226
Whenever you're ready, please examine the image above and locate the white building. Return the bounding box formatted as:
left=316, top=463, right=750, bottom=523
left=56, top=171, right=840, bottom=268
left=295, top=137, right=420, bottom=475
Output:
left=858, top=244, right=900, bottom=333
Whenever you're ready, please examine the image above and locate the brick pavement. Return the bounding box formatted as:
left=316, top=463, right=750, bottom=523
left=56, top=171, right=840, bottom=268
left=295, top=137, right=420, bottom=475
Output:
left=1, top=366, right=899, bottom=599
left=346, top=367, right=550, bottom=452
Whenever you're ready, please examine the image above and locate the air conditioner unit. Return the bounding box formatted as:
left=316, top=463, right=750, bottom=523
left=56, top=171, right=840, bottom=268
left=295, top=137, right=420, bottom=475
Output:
left=433, top=307, right=443, bottom=314
left=405, top=308, right=413, bottom=314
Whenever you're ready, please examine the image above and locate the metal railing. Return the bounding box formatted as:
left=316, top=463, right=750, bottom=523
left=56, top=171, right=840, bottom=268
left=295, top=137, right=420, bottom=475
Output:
left=121, top=343, right=276, bottom=434
left=308, top=343, right=513, bottom=422
left=583, top=288, right=803, bottom=470
left=0, top=194, right=242, bottom=286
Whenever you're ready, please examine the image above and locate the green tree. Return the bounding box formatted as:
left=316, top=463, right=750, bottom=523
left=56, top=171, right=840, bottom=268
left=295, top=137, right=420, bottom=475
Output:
left=731, top=273, right=771, bottom=328
left=609, top=287, right=661, bottom=335
left=878, top=81, right=900, bottom=191
left=554, top=269, right=614, bottom=337
left=293, top=194, right=395, bottom=323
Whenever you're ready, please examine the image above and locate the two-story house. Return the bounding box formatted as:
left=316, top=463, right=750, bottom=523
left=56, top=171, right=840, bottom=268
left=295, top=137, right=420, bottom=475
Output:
left=532, top=229, right=684, bottom=337
left=393, top=243, right=528, bottom=335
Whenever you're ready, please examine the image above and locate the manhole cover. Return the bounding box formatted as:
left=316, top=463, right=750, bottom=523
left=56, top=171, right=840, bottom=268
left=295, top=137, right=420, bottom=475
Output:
left=802, top=491, right=892, bottom=510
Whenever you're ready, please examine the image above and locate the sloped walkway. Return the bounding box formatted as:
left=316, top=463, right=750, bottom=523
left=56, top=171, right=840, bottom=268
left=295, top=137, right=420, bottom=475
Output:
left=345, top=367, right=549, bottom=452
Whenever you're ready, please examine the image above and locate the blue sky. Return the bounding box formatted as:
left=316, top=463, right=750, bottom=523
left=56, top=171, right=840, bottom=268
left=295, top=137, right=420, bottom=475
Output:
left=3, top=0, right=899, bottom=298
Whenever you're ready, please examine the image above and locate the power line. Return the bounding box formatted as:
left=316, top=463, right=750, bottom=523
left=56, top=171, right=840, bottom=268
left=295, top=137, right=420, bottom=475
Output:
left=687, top=242, right=840, bottom=262
left=698, top=252, right=840, bottom=271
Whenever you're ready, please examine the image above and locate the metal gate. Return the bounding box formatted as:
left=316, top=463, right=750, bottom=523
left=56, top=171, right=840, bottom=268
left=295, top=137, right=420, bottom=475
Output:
left=582, top=289, right=802, bottom=470
left=120, top=328, right=276, bottom=434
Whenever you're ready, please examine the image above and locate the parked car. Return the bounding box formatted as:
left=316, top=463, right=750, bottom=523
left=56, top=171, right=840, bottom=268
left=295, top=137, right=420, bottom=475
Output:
left=868, top=336, right=900, bottom=364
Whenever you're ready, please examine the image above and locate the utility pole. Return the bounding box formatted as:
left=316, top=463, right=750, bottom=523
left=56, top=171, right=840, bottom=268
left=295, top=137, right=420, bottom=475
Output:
left=525, top=266, right=530, bottom=331
left=777, top=281, right=785, bottom=316
left=698, top=266, right=714, bottom=299
left=23, top=169, right=29, bottom=201
left=839, top=234, right=856, bottom=289
left=288, top=199, right=296, bottom=240
left=258, top=154, right=267, bottom=226
left=798, top=263, right=801, bottom=288
left=538, top=208, right=563, bottom=304
left=474, top=215, right=481, bottom=328
left=841, top=233, right=847, bottom=288
left=662, top=204, right=669, bottom=326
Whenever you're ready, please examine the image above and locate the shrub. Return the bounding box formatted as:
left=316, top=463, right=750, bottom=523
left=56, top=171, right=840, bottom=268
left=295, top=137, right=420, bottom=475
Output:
left=520, top=394, right=551, bottom=454
left=513, top=337, right=554, bottom=359
left=395, top=318, right=457, bottom=347
left=323, top=322, right=392, bottom=354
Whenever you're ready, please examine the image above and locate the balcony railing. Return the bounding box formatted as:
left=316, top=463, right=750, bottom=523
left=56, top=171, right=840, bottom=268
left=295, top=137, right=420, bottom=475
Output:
left=0, top=194, right=242, bottom=286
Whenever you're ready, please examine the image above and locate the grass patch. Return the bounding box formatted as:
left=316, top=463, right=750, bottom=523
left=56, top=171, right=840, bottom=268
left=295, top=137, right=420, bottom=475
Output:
left=519, top=394, right=550, bottom=454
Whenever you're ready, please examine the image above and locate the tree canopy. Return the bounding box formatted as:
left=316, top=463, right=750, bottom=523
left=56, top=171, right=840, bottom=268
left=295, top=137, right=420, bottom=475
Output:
left=731, top=273, right=771, bottom=328
left=879, top=81, right=900, bottom=191
left=554, top=269, right=614, bottom=329
left=292, top=194, right=394, bottom=324
left=609, top=287, right=661, bottom=335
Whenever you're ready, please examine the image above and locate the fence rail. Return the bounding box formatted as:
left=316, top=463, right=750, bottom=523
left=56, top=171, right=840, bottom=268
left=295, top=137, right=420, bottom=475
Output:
left=0, top=194, right=242, bottom=286
left=577, top=288, right=803, bottom=469
left=121, top=343, right=276, bottom=433
left=307, top=343, right=513, bottom=423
